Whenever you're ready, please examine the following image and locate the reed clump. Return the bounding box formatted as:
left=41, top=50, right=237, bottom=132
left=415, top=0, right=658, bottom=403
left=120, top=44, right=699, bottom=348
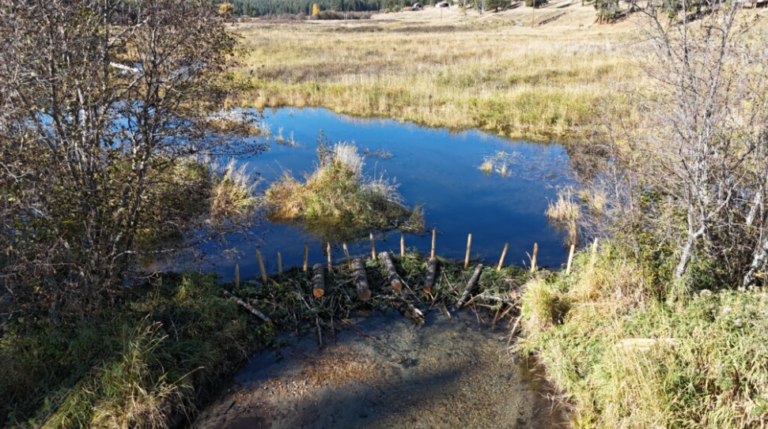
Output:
left=546, top=187, right=581, bottom=245
left=265, top=142, right=423, bottom=240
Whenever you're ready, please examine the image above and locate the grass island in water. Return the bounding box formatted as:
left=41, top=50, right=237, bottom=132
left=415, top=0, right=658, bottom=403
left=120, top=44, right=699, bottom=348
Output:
left=264, top=140, right=424, bottom=242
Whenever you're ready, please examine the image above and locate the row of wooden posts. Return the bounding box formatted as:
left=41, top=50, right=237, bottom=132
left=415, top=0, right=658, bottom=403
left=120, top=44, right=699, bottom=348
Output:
left=232, top=229, right=596, bottom=294
left=227, top=230, right=600, bottom=324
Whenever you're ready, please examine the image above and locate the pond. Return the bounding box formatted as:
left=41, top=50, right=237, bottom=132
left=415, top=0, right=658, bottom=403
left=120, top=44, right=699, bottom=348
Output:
left=196, top=108, right=576, bottom=280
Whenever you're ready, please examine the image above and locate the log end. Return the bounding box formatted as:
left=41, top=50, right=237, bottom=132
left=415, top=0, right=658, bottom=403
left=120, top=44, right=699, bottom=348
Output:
left=392, top=281, right=403, bottom=292
left=313, top=289, right=325, bottom=298
left=357, top=290, right=372, bottom=301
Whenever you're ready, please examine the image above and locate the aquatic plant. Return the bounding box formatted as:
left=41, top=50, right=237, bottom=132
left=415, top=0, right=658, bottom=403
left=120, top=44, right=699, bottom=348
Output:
left=265, top=142, right=423, bottom=241
left=210, top=159, right=259, bottom=223
left=478, top=151, right=514, bottom=177
left=546, top=187, right=581, bottom=245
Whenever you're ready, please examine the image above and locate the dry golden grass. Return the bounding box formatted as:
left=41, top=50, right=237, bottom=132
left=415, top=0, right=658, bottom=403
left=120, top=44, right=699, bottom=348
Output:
left=225, top=6, right=768, bottom=140
left=226, top=5, right=648, bottom=140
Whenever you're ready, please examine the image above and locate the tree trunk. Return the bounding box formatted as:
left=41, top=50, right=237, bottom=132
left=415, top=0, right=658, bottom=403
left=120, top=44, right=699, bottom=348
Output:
left=312, top=263, right=325, bottom=298
left=352, top=258, right=371, bottom=301
left=743, top=235, right=768, bottom=287
left=456, top=264, right=484, bottom=309
left=423, top=257, right=438, bottom=294
left=380, top=252, right=403, bottom=291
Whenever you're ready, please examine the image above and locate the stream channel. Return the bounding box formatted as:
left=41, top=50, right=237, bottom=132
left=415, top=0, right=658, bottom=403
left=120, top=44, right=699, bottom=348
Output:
left=192, top=108, right=576, bottom=428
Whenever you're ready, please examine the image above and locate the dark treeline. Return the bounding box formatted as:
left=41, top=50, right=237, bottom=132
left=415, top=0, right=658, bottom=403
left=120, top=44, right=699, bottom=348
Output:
left=229, top=0, right=433, bottom=16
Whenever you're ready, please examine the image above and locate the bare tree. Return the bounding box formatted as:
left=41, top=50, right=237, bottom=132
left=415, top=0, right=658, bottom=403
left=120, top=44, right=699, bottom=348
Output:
left=598, top=1, right=768, bottom=291
left=0, top=0, right=266, bottom=319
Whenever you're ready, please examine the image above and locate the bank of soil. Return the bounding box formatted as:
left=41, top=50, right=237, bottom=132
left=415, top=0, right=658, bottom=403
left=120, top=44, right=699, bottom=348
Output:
left=193, top=310, right=568, bottom=429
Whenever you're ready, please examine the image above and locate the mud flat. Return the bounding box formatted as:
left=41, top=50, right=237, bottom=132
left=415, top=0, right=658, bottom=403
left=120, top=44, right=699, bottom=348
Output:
left=193, top=310, right=568, bottom=429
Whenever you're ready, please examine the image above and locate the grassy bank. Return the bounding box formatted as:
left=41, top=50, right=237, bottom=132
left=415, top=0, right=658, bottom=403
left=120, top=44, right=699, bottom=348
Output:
left=1, top=274, right=276, bottom=428
left=225, top=6, right=643, bottom=140
left=518, top=242, right=768, bottom=428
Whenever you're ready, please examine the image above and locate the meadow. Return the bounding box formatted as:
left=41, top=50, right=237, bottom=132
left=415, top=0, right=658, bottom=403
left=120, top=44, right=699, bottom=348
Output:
left=225, top=5, right=646, bottom=140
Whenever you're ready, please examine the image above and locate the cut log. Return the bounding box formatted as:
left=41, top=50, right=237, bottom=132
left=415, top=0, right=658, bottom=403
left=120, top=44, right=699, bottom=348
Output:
left=391, top=297, right=425, bottom=327
left=223, top=290, right=271, bottom=323
left=456, top=264, right=484, bottom=309
left=312, top=263, right=325, bottom=298
left=380, top=252, right=403, bottom=292
left=423, top=257, right=438, bottom=294
left=352, top=258, right=372, bottom=301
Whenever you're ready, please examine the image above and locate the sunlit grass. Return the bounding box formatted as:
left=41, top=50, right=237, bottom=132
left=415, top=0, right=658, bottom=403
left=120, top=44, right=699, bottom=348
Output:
left=518, top=242, right=768, bottom=428
left=225, top=8, right=645, bottom=140
left=546, top=187, right=581, bottom=245
left=264, top=142, right=422, bottom=240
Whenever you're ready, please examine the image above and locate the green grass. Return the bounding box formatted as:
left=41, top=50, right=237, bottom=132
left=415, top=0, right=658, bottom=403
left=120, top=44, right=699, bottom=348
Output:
left=0, top=274, right=276, bottom=429
left=518, top=243, right=768, bottom=428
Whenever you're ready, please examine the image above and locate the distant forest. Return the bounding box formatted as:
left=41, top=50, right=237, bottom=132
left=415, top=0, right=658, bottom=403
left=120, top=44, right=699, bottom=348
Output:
left=228, top=0, right=434, bottom=16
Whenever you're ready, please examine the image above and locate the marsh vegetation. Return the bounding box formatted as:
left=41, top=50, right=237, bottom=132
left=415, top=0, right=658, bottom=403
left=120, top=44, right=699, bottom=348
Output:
left=264, top=140, right=424, bottom=242
left=226, top=6, right=643, bottom=140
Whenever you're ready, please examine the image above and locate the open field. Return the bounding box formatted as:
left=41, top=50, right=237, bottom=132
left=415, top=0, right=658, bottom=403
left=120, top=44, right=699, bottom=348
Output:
left=227, top=5, right=646, bottom=140
left=226, top=5, right=768, bottom=140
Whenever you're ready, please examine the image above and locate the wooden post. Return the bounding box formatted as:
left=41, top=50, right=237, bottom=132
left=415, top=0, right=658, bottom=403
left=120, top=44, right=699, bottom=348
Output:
left=431, top=228, right=436, bottom=259
left=303, top=243, right=308, bottom=273
left=531, top=0, right=535, bottom=27
left=312, top=263, right=325, bottom=298
left=327, top=242, right=332, bottom=273
left=456, top=264, right=484, bottom=309
left=591, top=238, right=599, bottom=266
left=343, top=243, right=351, bottom=269
left=257, top=249, right=267, bottom=285
left=352, top=258, right=371, bottom=301
left=278, top=251, right=283, bottom=275
left=497, top=243, right=509, bottom=272
left=530, top=243, right=538, bottom=272
left=400, top=233, right=405, bottom=258
left=566, top=244, right=575, bottom=274
left=370, top=233, right=376, bottom=261
left=464, top=233, right=472, bottom=270
left=380, top=252, right=403, bottom=292
left=235, top=263, right=240, bottom=288
left=424, top=257, right=438, bottom=294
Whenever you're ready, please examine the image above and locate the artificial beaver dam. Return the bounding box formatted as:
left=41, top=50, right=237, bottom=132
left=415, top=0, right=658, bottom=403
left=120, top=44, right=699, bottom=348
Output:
left=193, top=251, right=570, bottom=429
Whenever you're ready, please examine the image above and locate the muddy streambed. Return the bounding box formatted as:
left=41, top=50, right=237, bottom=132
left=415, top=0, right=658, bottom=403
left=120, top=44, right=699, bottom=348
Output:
left=193, top=311, right=568, bottom=429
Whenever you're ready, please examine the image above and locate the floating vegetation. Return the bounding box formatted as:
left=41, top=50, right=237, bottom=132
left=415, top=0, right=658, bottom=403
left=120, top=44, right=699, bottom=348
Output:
left=264, top=140, right=423, bottom=242
left=273, top=130, right=301, bottom=147
left=363, top=148, right=394, bottom=159
left=478, top=151, right=519, bottom=178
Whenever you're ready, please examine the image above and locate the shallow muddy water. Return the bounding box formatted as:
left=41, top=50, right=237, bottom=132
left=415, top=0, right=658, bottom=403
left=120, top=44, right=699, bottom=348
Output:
left=193, top=311, right=568, bottom=429
left=191, top=108, right=576, bottom=280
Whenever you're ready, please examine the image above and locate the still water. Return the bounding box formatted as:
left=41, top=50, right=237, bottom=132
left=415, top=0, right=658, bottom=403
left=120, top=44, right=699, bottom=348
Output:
left=197, top=108, right=576, bottom=280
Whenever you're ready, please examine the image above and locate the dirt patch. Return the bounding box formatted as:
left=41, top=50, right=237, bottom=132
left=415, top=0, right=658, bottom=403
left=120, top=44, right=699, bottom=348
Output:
left=193, top=311, right=569, bottom=429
